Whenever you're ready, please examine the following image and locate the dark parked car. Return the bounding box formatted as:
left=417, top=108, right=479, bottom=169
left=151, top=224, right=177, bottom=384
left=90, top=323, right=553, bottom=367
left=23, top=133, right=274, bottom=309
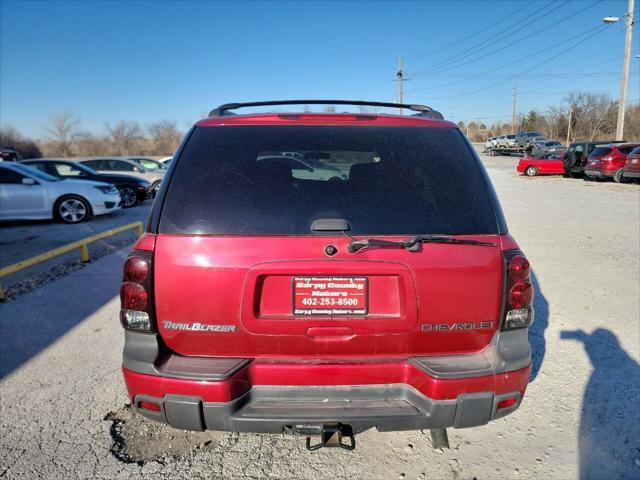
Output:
left=72, top=157, right=165, bottom=196
left=120, top=100, right=534, bottom=451
left=563, top=140, right=627, bottom=177
left=531, top=141, right=565, bottom=159
left=21, top=159, right=151, bottom=208
left=1, top=147, right=21, bottom=161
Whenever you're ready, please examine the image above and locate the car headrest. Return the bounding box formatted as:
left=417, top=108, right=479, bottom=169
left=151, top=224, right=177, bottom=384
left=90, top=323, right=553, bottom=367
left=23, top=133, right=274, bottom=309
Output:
left=252, top=160, right=292, bottom=185
left=349, top=162, right=384, bottom=188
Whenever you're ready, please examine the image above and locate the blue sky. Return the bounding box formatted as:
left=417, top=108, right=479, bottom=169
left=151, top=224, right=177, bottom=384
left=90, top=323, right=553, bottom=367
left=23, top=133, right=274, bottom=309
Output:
left=1, top=0, right=638, bottom=137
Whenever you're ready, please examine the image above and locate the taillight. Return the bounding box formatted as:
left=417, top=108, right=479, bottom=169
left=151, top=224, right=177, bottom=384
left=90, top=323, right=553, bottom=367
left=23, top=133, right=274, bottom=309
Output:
left=508, top=255, right=530, bottom=281
left=120, top=250, right=155, bottom=332
left=123, top=256, right=148, bottom=282
left=509, top=281, right=533, bottom=309
left=120, top=283, right=147, bottom=310
left=502, top=250, right=534, bottom=330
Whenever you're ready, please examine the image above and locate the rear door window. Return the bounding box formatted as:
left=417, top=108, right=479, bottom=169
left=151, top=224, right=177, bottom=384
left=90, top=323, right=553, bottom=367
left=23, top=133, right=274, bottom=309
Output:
left=25, top=162, right=48, bottom=174
left=160, top=126, right=499, bottom=236
left=82, top=160, right=105, bottom=170
left=109, top=160, right=136, bottom=171
left=591, top=147, right=612, bottom=156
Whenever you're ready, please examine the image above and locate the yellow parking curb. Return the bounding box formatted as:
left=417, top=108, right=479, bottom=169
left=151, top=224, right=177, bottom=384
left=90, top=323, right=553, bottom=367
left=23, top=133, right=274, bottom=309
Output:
left=0, top=221, right=143, bottom=300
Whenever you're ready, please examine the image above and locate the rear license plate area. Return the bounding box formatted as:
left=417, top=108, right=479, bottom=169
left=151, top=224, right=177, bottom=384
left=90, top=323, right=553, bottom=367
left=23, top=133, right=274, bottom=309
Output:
left=293, top=277, right=368, bottom=316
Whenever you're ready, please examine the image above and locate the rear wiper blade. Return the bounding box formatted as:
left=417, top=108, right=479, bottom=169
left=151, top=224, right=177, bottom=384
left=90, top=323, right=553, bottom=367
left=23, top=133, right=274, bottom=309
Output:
left=347, top=235, right=497, bottom=253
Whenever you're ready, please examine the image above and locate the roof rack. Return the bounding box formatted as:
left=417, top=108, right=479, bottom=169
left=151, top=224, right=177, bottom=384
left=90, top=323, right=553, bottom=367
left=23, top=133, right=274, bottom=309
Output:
left=208, top=100, right=438, bottom=117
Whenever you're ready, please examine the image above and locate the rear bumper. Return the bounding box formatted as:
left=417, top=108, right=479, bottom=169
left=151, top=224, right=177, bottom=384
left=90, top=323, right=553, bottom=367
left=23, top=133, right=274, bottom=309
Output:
left=122, top=329, right=532, bottom=433
left=584, top=169, right=615, bottom=178
left=622, top=170, right=640, bottom=178
left=127, top=381, right=526, bottom=433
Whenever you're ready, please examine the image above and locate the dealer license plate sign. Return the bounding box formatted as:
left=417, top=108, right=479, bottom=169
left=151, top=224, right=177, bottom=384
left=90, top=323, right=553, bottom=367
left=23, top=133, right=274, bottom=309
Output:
left=293, top=277, right=368, bottom=315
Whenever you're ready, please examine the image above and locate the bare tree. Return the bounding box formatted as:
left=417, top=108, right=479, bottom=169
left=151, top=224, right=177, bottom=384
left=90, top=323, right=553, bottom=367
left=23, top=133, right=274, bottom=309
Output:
left=624, top=103, right=640, bottom=141
left=147, top=120, right=182, bottom=155
left=545, top=106, right=568, bottom=141
left=564, top=93, right=617, bottom=141
left=74, top=132, right=110, bottom=157
left=43, top=111, right=80, bottom=157
left=323, top=105, right=337, bottom=113
left=105, top=121, right=143, bottom=156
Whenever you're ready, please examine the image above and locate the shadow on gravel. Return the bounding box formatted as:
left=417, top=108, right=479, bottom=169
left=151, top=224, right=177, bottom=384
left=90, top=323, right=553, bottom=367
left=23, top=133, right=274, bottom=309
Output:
left=0, top=249, right=127, bottom=380
left=529, top=271, right=548, bottom=382
left=104, top=404, right=223, bottom=464
left=561, top=329, right=640, bottom=479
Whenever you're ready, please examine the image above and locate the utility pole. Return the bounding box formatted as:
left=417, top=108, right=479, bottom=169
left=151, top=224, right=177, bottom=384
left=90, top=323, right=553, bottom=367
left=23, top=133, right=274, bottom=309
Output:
left=566, top=106, right=573, bottom=145
left=616, top=0, right=634, bottom=140
left=511, top=86, right=517, bottom=134
left=397, top=57, right=404, bottom=115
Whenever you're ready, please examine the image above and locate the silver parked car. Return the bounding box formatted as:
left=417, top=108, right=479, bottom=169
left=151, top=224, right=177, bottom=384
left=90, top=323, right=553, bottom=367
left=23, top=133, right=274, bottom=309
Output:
left=125, top=157, right=168, bottom=172
left=72, top=157, right=165, bottom=195
left=531, top=141, right=566, bottom=158
left=515, top=131, right=545, bottom=149
left=0, top=162, right=121, bottom=223
left=496, top=134, right=517, bottom=148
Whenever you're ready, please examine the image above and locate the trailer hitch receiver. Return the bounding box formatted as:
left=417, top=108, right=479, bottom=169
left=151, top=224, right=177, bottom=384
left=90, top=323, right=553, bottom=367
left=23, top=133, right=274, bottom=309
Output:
left=306, top=423, right=356, bottom=451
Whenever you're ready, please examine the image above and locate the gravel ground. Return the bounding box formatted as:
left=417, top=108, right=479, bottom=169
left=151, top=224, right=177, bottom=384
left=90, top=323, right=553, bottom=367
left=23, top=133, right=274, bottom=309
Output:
left=0, top=153, right=639, bottom=479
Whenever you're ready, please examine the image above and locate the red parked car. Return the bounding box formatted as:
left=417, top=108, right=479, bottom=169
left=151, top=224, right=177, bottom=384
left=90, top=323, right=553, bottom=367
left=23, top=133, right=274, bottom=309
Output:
left=517, top=155, right=565, bottom=176
left=584, top=143, right=640, bottom=182
left=120, top=100, right=534, bottom=451
left=621, top=146, right=640, bottom=183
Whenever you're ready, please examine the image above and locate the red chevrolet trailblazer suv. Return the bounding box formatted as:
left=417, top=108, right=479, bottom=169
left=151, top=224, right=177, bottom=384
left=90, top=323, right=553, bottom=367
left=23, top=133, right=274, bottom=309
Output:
left=120, top=100, right=534, bottom=451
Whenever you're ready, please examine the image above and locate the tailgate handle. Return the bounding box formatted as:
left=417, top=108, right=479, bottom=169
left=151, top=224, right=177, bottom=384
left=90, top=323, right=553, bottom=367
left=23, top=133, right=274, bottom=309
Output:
left=306, top=327, right=354, bottom=337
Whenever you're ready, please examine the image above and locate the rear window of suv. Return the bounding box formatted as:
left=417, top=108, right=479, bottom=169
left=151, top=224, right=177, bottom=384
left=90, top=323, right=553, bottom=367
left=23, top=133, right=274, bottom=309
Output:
left=159, top=126, right=499, bottom=236
left=591, top=147, right=612, bottom=157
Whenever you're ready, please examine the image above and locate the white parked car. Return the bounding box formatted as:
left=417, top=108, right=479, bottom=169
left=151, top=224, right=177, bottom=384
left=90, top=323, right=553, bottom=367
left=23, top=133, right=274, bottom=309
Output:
left=484, top=137, right=497, bottom=150
left=0, top=162, right=121, bottom=223
left=256, top=155, right=347, bottom=182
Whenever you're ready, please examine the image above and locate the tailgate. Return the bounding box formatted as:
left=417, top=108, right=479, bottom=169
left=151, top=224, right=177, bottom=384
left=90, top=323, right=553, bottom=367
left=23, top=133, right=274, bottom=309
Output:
left=153, top=235, right=503, bottom=358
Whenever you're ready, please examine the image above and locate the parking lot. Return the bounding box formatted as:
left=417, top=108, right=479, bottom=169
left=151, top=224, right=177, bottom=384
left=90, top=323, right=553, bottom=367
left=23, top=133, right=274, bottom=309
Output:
left=1, top=151, right=639, bottom=479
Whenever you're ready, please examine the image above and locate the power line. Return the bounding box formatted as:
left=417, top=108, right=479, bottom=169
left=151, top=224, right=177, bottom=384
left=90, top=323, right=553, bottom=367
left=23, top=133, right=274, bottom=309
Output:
left=429, top=24, right=613, bottom=100
left=411, top=22, right=607, bottom=92
left=410, top=0, right=603, bottom=78
left=405, top=0, right=537, bottom=60
left=409, top=0, right=564, bottom=77
left=407, top=48, right=624, bottom=99
left=408, top=72, right=622, bottom=79
left=410, top=25, right=602, bottom=94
